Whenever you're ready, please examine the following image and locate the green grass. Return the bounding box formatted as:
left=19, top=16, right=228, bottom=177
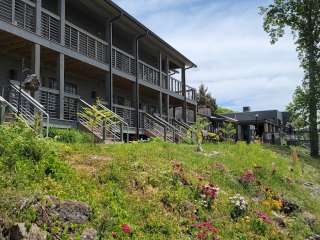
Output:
left=0, top=124, right=319, bottom=239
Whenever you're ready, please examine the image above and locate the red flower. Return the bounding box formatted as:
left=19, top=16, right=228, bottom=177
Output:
left=121, top=224, right=132, bottom=234
left=111, top=232, right=117, bottom=238
left=202, top=184, right=219, bottom=200
left=196, top=231, right=209, bottom=239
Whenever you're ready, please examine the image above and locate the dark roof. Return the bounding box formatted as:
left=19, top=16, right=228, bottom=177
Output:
left=223, top=110, right=286, bottom=125
left=104, top=0, right=197, bottom=68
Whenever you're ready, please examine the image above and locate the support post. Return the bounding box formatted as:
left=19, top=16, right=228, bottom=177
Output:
left=135, top=33, right=147, bottom=140
left=32, top=44, right=41, bottom=100
left=182, top=67, right=187, bottom=123
left=11, top=0, right=15, bottom=24
left=59, top=0, right=65, bottom=45
left=106, top=14, right=121, bottom=109
left=159, top=92, right=163, bottom=117
left=58, top=53, right=65, bottom=120
left=35, top=0, right=42, bottom=35
left=166, top=94, right=170, bottom=122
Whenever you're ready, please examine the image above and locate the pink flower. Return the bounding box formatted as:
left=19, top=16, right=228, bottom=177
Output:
left=255, top=210, right=273, bottom=224
left=202, top=184, right=219, bottom=200
left=121, top=224, right=132, bottom=234
left=240, top=170, right=256, bottom=184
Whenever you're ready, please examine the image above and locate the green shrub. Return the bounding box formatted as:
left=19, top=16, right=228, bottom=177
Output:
left=48, top=128, right=91, bottom=143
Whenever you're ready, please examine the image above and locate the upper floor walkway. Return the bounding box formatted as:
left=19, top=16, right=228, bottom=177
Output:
left=0, top=0, right=197, bottom=103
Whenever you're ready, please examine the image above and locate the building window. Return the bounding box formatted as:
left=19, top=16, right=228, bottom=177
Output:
left=48, top=77, right=58, bottom=89
left=65, top=82, right=77, bottom=95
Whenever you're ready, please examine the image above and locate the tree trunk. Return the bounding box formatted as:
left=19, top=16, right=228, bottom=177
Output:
left=306, top=0, right=319, bottom=157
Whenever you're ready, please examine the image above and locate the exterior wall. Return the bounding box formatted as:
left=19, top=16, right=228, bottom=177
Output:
left=0, top=55, right=21, bottom=89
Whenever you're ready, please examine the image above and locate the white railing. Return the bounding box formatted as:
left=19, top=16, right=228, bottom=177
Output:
left=98, top=103, right=129, bottom=142
left=9, top=83, right=50, bottom=137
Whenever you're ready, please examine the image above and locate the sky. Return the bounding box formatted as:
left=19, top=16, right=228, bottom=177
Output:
left=113, top=0, right=304, bottom=112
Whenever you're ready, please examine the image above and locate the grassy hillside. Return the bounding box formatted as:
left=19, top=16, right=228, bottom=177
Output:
left=0, top=123, right=319, bottom=239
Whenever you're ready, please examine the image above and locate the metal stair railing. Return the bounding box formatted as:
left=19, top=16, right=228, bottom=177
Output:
left=78, top=99, right=123, bottom=142
left=143, top=112, right=171, bottom=142
left=8, top=83, right=50, bottom=137
left=97, top=103, right=129, bottom=142
left=172, top=118, right=191, bottom=138
left=153, top=115, right=184, bottom=142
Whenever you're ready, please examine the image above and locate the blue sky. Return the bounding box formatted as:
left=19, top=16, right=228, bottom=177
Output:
left=113, top=0, right=303, bottom=111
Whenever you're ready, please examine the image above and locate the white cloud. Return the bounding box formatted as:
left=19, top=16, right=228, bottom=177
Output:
left=113, top=0, right=304, bottom=111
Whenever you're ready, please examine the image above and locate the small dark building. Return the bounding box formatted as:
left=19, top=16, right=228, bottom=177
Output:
left=223, top=107, right=290, bottom=144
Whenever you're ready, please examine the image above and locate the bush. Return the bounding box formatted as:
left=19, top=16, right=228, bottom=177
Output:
left=48, top=128, right=91, bottom=143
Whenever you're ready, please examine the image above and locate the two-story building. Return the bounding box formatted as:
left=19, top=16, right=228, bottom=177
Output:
left=0, top=0, right=197, bottom=141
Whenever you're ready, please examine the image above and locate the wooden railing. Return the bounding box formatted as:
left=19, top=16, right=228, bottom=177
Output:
left=169, top=77, right=183, bottom=96
left=138, top=61, right=160, bottom=86
left=39, top=87, right=59, bottom=119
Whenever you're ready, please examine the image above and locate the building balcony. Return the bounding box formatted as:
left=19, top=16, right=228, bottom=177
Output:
left=0, top=0, right=197, bottom=102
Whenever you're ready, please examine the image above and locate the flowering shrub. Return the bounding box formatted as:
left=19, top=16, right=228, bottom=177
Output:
left=121, top=224, right=132, bottom=234
left=201, top=184, right=219, bottom=200
left=239, top=170, right=256, bottom=185
left=172, top=160, right=189, bottom=185
left=255, top=210, right=273, bottom=224
left=229, top=194, right=248, bottom=219
left=191, top=221, right=219, bottom=239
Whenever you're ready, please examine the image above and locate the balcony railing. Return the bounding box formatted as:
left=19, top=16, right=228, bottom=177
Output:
left=0, top=0, right=196, bottom=100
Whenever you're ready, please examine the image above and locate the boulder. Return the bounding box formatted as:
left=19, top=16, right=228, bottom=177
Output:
left=8, top=223, right=28, bottom=240
left=8, top=223, right=47, bottom=240
left=80, top=228, right=97, bottom=240
left=28, top=224, right=47, bottom=240
left=36, top=196, right=91, bottom=225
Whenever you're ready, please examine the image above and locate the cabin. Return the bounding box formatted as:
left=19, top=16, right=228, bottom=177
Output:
left=0, top=0, right=197, bottom=142
left=223, top=107, right=290, bottom=144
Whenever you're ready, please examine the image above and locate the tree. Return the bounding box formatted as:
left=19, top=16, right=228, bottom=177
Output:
left=287, top=85, right=320, bottom=129
left=197, top=84, right=217, bottom=113
left=190, top=117, right=209, bottom=152
left=260, top=0, right=320, bottom=157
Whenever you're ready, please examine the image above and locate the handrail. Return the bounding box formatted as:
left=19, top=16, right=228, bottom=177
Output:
left=144, top=112, right=166, bottom=127
left=153, top=114, right=180, bottom=132
left=0, top=96, right=18, bottom=113
left=10, top=83, right=46, bottom=110
left=9, top=83, right=50, bottom=137
left=112, top=46, right=134, bottom=59
left=138, top=60, right=160, bottom=73
left=66, top=21, right=108, bottom=46
left=98, top=103, right=129, bottom=142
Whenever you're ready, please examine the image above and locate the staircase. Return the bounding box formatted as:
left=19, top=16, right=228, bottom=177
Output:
left=0, top=83, right=50, bottom=136
left=78, top=99, right=129, bottom=143
left=172, top=118, right=192, bottom=139
left=143, top=113, right=188, bottom=143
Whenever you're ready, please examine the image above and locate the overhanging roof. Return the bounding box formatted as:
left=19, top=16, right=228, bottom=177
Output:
left=103, top=0, right=197, bottom=69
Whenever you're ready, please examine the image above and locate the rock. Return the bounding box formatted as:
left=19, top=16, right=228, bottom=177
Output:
left=8, top=223, right=28, bottom=240
left=280, top=199, right=300, bottom=215
left=80, top=228, right=97, bottom=240
left=37, top=196, right=91, bottom=225
left=302, top=211, right=317, bottom=228
left=28, top=224, right=47, bottom=240
left=305, top=234, right=320, bottom=240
